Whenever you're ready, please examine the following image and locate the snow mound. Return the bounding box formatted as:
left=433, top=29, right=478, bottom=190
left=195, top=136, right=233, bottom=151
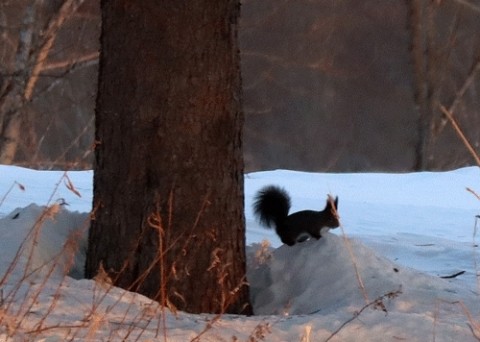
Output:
left=0, top=202, right=479, bottom=341
left=248, top=233, right=477, bottom=316
left=0, top=204, right=89, bottom=281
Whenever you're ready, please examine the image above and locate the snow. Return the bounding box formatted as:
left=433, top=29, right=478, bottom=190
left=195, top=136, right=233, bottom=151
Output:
left=1, top=164, right=480, bottom=341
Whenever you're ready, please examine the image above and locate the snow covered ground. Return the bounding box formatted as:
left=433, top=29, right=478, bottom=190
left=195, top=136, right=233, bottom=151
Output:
left=0, top=164, right=480, bottom=341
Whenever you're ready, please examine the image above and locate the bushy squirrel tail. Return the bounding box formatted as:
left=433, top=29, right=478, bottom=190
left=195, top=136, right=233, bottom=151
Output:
left=253, top=185, right=291, bottom=228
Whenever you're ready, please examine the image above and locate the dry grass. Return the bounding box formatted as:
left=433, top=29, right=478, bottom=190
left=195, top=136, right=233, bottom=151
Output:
left=0, top=174, right=260, bottom=341
left=324, top=288, right=403, bottom=342
left=333, top=197, right=370, bottom=304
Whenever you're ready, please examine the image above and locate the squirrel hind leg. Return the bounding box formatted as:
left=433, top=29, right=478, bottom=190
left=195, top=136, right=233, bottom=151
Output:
left=296, top=233, right=310, bottom=243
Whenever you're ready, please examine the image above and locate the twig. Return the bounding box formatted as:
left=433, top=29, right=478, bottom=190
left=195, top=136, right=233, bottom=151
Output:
left=24, top=0, right=86, bottom=100
left=0, top=181, right=25, bottom=208
left=190, top=313, right=223, bottom=342
left=335, top=204, right=369, bottom=303
left=457, top=301, right=480, bottom=341
left=433, top=300, right=439, bottom=342
left=467, top=188, right=480, bottom=201
left=439, top=105, right=480, bottom=166
left=31, top=55, right=98, bottom=103
left=473, top=215, right=480, bottom=293
left=452, top=0, right=480, bottom=13
left=437, top=58, right=480, bottom=133
left=324, top=288, right=402, bottom=342
left=47, top=115, right=94, bottom=171
left=41, top=51, right=99, bottom=72
left=439, top=270, right=465, bottom=279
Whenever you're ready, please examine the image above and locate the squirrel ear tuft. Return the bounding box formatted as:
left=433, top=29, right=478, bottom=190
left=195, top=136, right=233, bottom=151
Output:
left=326, top=195, right=338, bottom=209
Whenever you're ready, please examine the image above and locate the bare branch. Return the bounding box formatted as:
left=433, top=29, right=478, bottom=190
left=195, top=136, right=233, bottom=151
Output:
left=439, top=105, right=480, bottom=166
left=47, top=114, right=94, bottom=170
left=24, top=0, right=86, bottom=101
left=0, top=3, right=38, bottom=164
left=14, top=2, right=37, bottom=73
left=452, top=0, right=480, bottom=13
left=437, top=58, right=480, bottom=133
left=31, top=55, right=98, bottom=102
left=41, top=51, right=99, bottom=72
left=325, top=288, right=402, bottom=342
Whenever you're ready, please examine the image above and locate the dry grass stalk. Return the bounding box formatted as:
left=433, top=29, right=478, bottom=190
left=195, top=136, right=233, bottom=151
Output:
left=247, top=320, right=272, bottom=342
left=459, top=301, right=480, bottom=341
left=0, top=205, right=61, bottom=321
left=467, top=188, right=480, bottom=201
left=48, top=115, right=95, bottom=171
left=13, top=209, right=89, bottom=336
left=324, top=288, right=402, bottom=342
left=332, top=197, right=369, bottom=304
left=438, top=58, right=480, bottom=134
left=472, top=214, right=480, bottom=294
left=0, top=181, right=25, bottom=208
left=31, top=226, right=89, bottom=338
left=253, top=240, right=272, bottom=267
left=300, top=324, right=312, bottom=342
left=82, top=188, right=247, bottom=341
left=0, top=173, right=90, bottom=338
left=439, top=105, right=480, bottom=166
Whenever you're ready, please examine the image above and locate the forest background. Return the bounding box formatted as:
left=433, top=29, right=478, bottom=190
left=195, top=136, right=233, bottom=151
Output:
left=1, top=0, right=479, bottom=172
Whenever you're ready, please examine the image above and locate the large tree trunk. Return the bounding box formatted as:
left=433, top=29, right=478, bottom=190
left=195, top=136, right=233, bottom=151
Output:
left=85, top=1, right=251, bottom=315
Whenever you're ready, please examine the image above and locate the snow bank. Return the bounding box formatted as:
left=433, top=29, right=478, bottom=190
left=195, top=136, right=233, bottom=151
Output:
left=0, top=204, right=89, bottom=282
left=1, top=165, right=479, bottom=341
left=249, top=233, right=476, bottom=316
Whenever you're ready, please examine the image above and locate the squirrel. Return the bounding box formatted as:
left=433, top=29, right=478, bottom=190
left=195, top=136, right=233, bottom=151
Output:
left=253, top=185, right=339, bottom=246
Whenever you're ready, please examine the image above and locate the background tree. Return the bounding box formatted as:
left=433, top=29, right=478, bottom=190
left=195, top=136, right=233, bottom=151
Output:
left=84, top=1, right=251, bottom=315
left=2, top=1, right=479, bottom=173
left=0, top=0, right=97, bottom=168
left=406, top=0, right=480, bottom=170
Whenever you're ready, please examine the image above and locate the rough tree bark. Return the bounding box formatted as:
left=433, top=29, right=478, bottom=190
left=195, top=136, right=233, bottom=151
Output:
left=85, top=1, right=251, bottom=315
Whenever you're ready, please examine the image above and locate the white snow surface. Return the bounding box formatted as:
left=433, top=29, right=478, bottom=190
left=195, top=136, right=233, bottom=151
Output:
left=1, top=164, right=480, bottom=341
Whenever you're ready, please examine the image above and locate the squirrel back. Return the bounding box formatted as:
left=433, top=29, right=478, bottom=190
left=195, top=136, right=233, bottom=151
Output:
left=253, top=185, right=339, bottom=246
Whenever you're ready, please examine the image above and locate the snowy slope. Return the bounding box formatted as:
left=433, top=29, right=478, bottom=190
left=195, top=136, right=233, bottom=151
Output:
left=0, top=165, right=479, bottom=341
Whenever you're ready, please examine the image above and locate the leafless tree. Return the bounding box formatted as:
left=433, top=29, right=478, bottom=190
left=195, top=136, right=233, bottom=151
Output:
left=0, top=0, right=98, bottom=168
left=406, top=0, right=480, bottom=170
